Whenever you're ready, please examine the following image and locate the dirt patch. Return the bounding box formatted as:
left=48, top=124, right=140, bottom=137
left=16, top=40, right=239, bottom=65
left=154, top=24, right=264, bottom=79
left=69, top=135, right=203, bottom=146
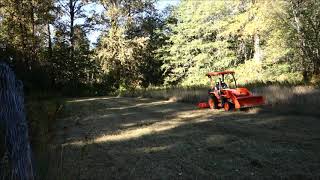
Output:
left=47, top=97, right=320, bottom=179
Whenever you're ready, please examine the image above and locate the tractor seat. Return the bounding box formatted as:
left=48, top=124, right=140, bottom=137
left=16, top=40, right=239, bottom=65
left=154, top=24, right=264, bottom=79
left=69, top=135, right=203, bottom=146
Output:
left=221, top=82, right=228, bottom=89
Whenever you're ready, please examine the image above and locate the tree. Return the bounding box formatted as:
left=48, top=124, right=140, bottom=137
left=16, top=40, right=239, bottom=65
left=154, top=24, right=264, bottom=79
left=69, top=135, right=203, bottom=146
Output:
left=286, top=0, right=320, bottom=77
left=159, top=0, right=237, bottom=86
left=0, top=0, right=54, bottom=65
left=96, top=0, right=156, bottom=89
left=159, top=0, right=320, bottom=85
left=55, top=0, right=91, bottom=81
left=0, top=0, right=55, bottom=90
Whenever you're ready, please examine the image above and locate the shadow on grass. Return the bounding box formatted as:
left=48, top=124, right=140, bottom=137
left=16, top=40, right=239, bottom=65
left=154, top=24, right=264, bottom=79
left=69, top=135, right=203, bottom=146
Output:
left=47, top=96, right=320, bottom=180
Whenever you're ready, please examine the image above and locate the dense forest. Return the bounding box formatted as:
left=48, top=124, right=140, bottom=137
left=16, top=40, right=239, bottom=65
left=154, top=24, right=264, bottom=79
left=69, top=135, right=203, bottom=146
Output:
left=1, top=0, right=320, bottom=96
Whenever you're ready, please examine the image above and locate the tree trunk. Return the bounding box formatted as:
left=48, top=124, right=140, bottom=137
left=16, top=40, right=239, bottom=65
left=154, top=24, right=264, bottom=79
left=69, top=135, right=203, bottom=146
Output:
left=253, top=33, right=262, bottom=62
left=47, top=23, right=56, bottom=88
left=48, top=23, right=52, bottom=58
left=291, top=1, right=313, bottom=80
left=69, top=0, right=77, bottom=87
left=30, top=1, right=36, bottom=64
left=69, top=0, right=75, bottom=63
left=314, top=60, right=320, bottom=75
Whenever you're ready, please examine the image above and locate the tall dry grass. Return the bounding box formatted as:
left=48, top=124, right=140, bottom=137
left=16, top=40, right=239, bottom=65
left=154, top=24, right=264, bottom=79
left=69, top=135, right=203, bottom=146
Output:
left=124, top=84, right=320, bottom=115
left=124, top=86, right=209, bottom=103
left=255, top=85, right=320, bottom=115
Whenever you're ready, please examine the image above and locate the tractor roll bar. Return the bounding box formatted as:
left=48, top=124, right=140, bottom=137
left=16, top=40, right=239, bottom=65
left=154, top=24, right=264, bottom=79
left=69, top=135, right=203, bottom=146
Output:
left=206, top=71, right=238, bottom=88
left=206, top=71, right=235, bottom=76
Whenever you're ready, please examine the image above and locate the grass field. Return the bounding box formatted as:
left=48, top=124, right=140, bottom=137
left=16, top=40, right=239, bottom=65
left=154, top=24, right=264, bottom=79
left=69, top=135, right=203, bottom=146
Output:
left=124, top=85, right=320, bottom=116
left=46, top=96, right=320, bottom=179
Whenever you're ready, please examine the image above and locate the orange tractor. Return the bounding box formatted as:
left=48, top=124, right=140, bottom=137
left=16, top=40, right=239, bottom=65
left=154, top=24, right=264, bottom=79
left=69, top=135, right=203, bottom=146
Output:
left=203, top=71, right=265, bottom=111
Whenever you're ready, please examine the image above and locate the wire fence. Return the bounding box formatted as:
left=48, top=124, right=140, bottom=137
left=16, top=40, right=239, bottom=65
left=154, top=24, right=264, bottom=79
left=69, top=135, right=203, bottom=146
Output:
left=0, top=62, right=34, bottom=180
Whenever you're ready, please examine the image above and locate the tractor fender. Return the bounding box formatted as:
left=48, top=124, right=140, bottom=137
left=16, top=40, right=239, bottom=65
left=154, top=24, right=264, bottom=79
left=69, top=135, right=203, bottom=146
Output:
left=223, top=91, right=241, bottom=109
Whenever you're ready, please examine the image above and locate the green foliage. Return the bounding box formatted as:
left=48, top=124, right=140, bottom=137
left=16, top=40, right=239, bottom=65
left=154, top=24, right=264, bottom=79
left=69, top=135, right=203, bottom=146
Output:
left=234, top=60, right=303, bottom=85
left=51, top=26, right=96, bottom=85
left=25, top=97, right=64, bottom=178
left=97, top=30, right=148, bottom=88
left=1, top=0, right=320, bottom=94
left=160, top=0, right=239, bottom=86
left=159, top=0, right=320, bottom=86
left=0, top=0, right=55, bottom=91
left=96, top=0, right=165, bottom=90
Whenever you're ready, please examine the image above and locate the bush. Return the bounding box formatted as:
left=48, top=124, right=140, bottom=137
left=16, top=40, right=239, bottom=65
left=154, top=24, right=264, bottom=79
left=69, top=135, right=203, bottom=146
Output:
left=25, top=97, right=64, bottom=179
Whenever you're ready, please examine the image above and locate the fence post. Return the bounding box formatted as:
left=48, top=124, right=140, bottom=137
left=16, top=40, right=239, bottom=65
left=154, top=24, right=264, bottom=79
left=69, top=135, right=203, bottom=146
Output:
left=0, top=63, right=34, bottom=180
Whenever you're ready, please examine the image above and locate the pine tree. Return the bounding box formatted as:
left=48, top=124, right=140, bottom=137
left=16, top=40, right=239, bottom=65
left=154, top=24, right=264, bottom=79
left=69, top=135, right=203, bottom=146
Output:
left=96, top=0, right=155, bottom=89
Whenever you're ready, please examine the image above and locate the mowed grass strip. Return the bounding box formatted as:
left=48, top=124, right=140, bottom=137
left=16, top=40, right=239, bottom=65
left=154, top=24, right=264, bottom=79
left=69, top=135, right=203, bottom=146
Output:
left=49, top=97, right=320, bottom=180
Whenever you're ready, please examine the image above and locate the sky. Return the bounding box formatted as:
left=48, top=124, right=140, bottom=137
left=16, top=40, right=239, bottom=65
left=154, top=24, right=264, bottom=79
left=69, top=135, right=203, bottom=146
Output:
left=156, top=0, right=180, bottom=11
left=84, top=0, right=180, bottom=46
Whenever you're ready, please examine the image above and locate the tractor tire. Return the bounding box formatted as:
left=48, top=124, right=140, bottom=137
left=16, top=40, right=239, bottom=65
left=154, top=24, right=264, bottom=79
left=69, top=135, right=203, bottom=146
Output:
left=223, top=101, right=235, bottom=111
left=208, top=95, right=219, bottom=109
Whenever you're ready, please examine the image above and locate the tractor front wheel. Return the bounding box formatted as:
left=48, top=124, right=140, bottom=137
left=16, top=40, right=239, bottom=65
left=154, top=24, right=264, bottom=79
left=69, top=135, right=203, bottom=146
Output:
left=208, top=96, right=218, bottom=109
left=223, top=102, right=234, bottom=111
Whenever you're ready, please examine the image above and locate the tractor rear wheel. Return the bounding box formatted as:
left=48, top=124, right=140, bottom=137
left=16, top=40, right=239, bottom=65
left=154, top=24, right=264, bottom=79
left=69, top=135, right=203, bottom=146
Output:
left=208, top=96, right=218, bottom=109
left=223, top=102, right=234, bottom=111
